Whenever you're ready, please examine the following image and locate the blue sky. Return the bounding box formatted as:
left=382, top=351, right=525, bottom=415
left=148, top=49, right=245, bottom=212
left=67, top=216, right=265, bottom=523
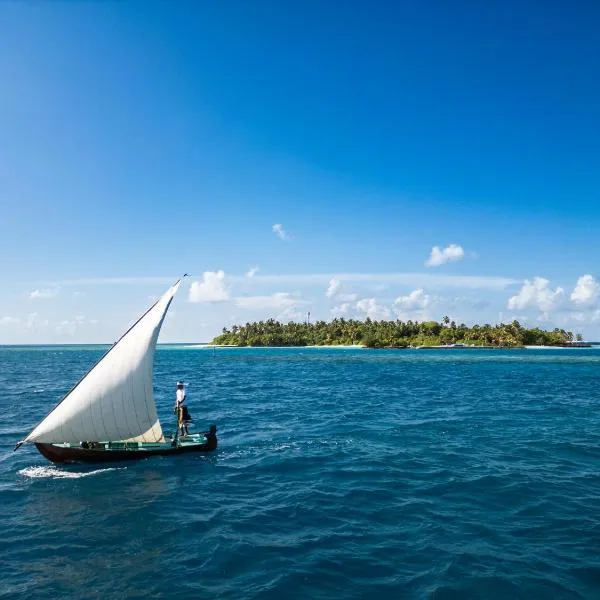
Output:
left=1, top=1, right=599, bottom=343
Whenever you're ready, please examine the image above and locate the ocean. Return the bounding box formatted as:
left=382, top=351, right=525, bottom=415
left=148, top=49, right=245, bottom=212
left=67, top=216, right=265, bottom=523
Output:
left=1, top=345, right=600, bottom=599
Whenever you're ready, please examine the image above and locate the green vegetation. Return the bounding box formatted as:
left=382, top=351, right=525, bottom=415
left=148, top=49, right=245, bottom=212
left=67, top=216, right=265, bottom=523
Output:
left=211, top=317, right=575, bottom=348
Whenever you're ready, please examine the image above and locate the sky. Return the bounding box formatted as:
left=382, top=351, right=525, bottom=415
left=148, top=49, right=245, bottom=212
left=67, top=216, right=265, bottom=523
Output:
left=1, top=1, right=599, bottom=343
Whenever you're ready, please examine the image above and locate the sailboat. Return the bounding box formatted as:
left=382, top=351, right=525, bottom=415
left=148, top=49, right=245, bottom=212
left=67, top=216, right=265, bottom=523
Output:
left=14, top=277, right=217, bottom=464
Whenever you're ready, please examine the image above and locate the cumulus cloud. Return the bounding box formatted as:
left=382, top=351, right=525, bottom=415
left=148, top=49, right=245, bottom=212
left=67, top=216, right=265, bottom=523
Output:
left=235, top=292, right=300, bottom=310
left=393, top=288, right=433, bottom=320
left=394, top=289, right=431, bottom=311
left=507, top=277, right=564, bottom=313
left=355, top=298, right=390, bottom=320
left=425, top=244, right=465, bottom=267
left=245, top=266, right=260, bottom=278
left=325, top=278, right=341, bottom=298
left=570, top=274, right=599, bottom=307
left=188, top=271, right=230, bottom=303
left=331, top=303, right=351, bottom=317
left=29, top=287, right=60, bottom=299
left=272, top=223, right=290, bottom=241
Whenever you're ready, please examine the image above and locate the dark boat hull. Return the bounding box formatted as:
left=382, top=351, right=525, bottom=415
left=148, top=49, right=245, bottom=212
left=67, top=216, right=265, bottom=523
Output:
left=35, top=436, right=217, bottom=464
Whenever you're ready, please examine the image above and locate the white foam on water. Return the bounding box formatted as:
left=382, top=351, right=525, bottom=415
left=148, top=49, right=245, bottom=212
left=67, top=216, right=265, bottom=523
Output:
left=524, top=345, right=567, bottom=350
left=18, top=465, right=125, bottom=479
left=176, top=344, right=215, bottom=349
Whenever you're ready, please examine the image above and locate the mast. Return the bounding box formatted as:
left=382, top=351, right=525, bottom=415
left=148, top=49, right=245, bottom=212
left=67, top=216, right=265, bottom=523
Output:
left=15, top=277, right=186, bottom=450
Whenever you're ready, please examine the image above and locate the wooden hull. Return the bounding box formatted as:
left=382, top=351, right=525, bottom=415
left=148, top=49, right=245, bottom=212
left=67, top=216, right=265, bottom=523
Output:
left=35, top=435, right=217, bottom=465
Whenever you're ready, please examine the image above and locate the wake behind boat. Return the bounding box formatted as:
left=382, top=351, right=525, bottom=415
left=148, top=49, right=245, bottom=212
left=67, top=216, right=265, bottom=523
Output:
left=14, top=277, right=218, bottom=464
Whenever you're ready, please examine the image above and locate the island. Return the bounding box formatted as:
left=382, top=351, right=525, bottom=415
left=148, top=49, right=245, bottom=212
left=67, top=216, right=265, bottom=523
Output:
left=211, top=318, right=582, bottom=348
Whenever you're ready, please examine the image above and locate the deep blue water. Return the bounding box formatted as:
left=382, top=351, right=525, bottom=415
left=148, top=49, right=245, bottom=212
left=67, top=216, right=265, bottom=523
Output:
left=2, top=346, right=600, bottom=599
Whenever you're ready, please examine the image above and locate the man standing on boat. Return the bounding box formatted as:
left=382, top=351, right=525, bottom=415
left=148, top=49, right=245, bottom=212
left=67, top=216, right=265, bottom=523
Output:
left=175, top=381, right=190, bottom=437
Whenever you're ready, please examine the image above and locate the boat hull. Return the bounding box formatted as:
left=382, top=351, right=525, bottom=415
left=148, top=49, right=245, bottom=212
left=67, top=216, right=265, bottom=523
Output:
left=35, top=435, right=217, bottom=465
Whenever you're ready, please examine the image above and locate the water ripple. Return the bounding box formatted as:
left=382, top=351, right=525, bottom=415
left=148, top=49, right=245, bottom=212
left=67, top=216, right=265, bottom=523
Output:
left=1, top=346, right=600, bottom=598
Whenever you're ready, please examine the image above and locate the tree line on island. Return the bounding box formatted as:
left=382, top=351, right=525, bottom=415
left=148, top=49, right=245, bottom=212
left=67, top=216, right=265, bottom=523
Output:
left=211, top=317, right=581, bottom=348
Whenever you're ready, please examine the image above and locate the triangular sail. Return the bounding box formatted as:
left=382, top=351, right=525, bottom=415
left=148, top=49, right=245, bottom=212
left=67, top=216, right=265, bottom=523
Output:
left=23, top=280, right=181, bottom=444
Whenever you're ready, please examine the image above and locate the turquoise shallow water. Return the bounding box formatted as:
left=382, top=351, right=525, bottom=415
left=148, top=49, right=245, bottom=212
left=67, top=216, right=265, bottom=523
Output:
left=1, top=346, right=600, bottom=599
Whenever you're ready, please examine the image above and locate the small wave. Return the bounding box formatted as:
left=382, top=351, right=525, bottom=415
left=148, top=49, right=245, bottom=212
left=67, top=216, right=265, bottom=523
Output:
left=18, top=465, right=125, bottom=479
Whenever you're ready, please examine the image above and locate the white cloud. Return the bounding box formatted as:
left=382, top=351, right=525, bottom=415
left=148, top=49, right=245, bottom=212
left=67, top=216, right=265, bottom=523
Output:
left=355, top=298, right=390, bottom=320
left=56, top=318, right=82, bottom=336
left=276, top=306, right=306, bottom=322
left=26, top=312, right=49, bottom=330
left=504, top=313, right=529, bottom=324
left=0, top=316, right=20, bottom=326
left=393, top=289, right=433, bottom=320
left=425, top=244, right=465, bottom=267
left=570, top=274, right=599, bottom=307
left=29, top=287, right=60, bottom=299
left=394, top=289, right=431, bottom=311
left=272, top=223, right=290, bottom=241
left=54, top=315, right=93, bottom=336
left=30, top=271, right=518, bottom=291
left=245, top=266, right=260, bottom=278
left=188, top=271, right=229, bottom=303
left=507, top=277, right=564, bottom=313
left=331, top=303, right=351, bottom=317
left=229, top=272, right=515, bottom=290
left=325, top=278, right=341, bottom=298
left=236, top=292, right=301, bottom=310
left=562, top=306, right=600, bottom=326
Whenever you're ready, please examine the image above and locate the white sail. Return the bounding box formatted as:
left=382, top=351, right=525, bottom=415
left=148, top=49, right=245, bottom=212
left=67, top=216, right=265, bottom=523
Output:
left=24, top=281, right=181, bottom=444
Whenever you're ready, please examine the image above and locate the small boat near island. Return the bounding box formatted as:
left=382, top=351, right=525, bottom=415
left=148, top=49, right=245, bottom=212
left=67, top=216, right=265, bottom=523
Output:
left=14, top=277, right=217, bottom=464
